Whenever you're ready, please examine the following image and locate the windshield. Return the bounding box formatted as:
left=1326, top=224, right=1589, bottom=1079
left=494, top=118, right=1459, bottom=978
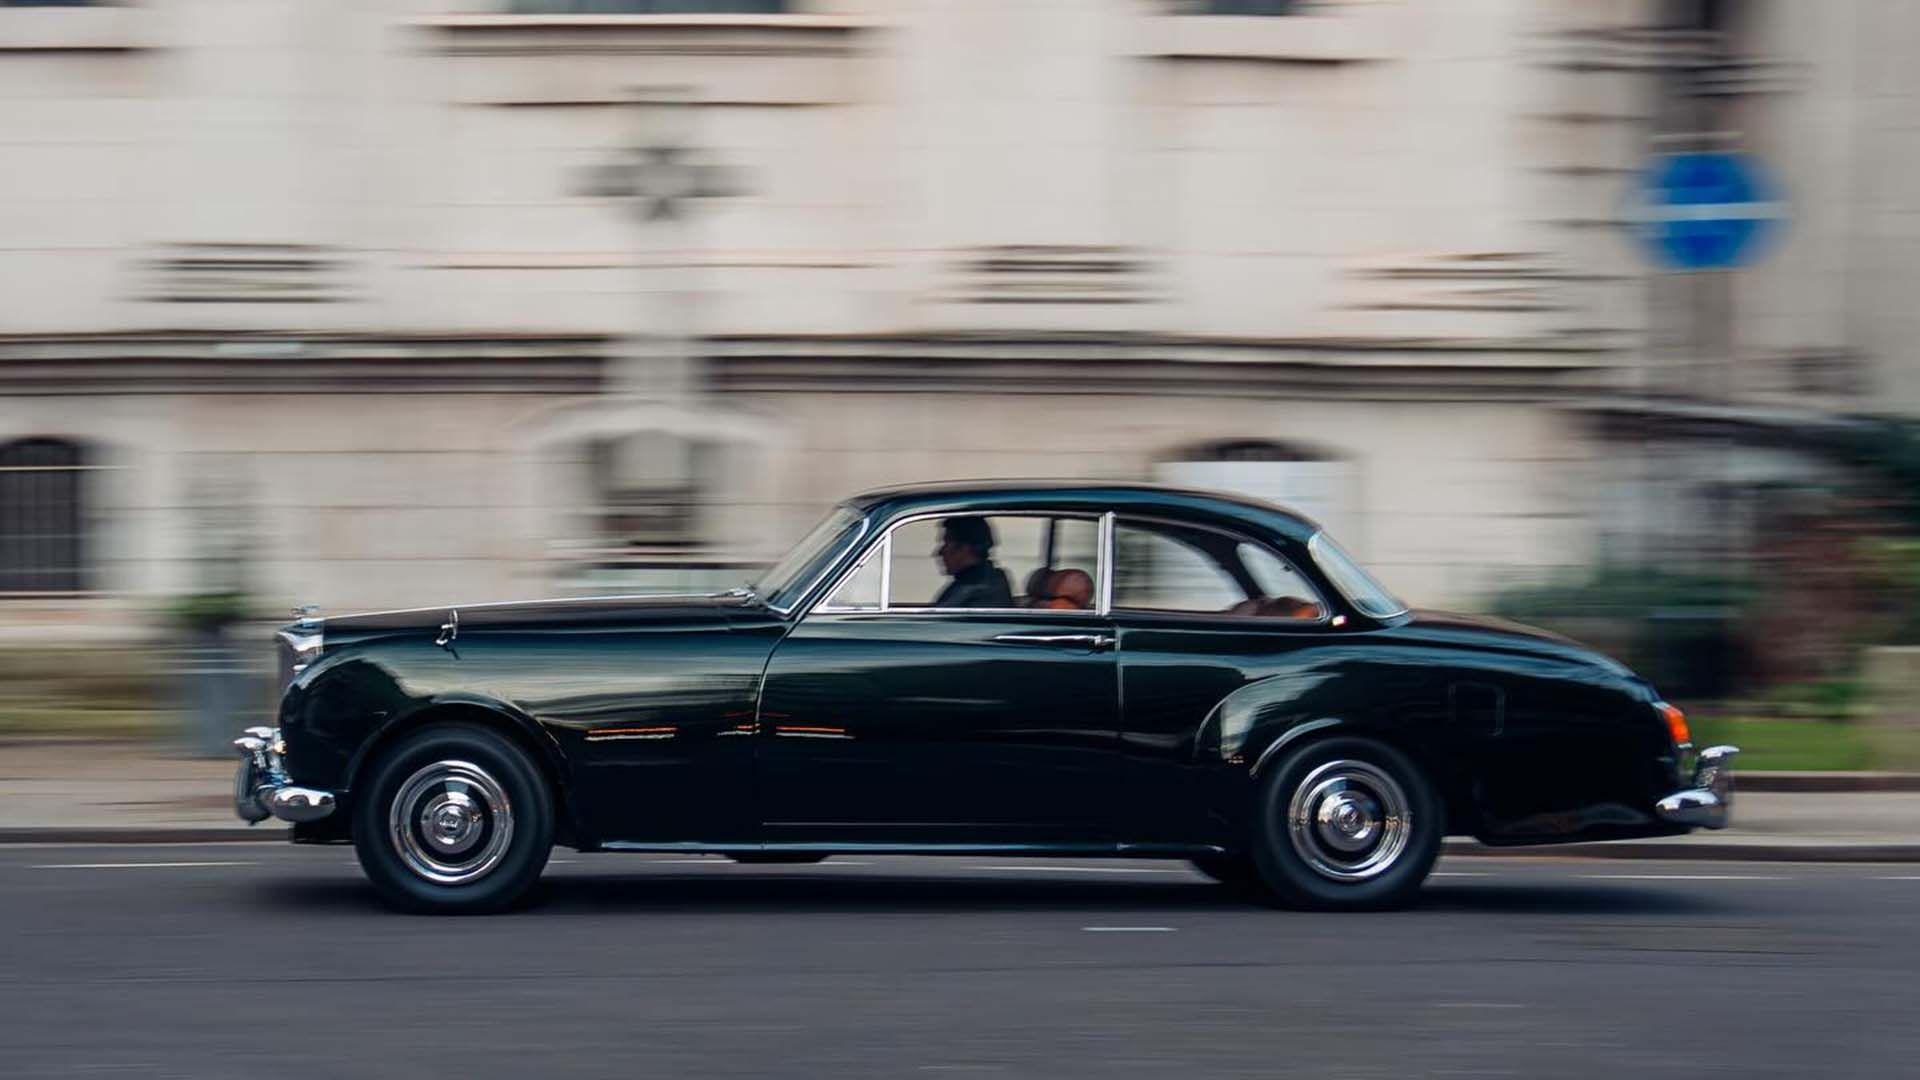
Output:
left=753, top=506, right=867, bottom=612
left=1307, top=532, right=1408, bottom=619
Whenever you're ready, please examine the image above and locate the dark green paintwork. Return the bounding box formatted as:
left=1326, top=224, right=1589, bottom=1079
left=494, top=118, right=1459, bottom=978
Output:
left=276, top=483, right=1689, bottom=852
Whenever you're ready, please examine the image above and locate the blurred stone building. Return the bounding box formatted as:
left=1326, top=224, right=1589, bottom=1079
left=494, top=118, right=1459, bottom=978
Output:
left=0, top=0, right=1912, bottom=630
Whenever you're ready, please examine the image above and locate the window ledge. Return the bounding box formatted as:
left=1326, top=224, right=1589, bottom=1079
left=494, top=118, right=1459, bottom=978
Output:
left=415, top=12, right=883, bottom=56
left=0, top=7, right=153, bottom=53
left=1143, top=11, right=1392, bottom=65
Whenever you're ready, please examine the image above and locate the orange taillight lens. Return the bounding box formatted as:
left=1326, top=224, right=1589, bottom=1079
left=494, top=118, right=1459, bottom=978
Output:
left=1656, top=702, right=1691, bottom=748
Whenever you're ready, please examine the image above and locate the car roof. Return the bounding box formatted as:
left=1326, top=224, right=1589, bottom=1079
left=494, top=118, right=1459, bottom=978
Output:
left=844, top=480, right=1324, bottom=544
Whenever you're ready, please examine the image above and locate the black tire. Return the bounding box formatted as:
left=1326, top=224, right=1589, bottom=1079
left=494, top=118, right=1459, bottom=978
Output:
left=1246, top=736, right=1441, bottom=911
left=1189, top=855, right=1258, bottom=890
left=352, top=723, right=554, bottom=914
left=726, top=853, right=830, bottom=865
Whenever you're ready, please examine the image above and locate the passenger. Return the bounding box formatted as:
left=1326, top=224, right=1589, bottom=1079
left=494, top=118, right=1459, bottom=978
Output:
left=1037, top=568, right=1094, bottom=610
left=932, top=516, right=1015, bottom=608
left=1021, top=566, right=1056, bottom=607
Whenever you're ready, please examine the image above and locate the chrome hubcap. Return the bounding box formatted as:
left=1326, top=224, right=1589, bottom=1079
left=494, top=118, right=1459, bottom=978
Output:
left=1287, top=759, right=1411, bottom=882
left=389, top=760, right=514, bottom=885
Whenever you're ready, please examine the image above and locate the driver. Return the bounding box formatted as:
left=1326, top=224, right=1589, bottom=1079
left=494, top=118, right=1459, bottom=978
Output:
left=932, top=516, right=1014, bottom=608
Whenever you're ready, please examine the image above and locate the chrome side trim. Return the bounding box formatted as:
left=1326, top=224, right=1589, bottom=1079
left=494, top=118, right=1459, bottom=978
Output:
left=992, top=632, right=1115, bottom=650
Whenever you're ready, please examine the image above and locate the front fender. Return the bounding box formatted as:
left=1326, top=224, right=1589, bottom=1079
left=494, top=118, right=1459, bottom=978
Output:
left=278, top=637, right=565, bottom=793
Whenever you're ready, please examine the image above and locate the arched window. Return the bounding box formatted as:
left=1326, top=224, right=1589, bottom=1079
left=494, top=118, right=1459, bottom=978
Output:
left=1153, top=438, right=1355, bottom=545
left=0, top=438, right=90, bottom=594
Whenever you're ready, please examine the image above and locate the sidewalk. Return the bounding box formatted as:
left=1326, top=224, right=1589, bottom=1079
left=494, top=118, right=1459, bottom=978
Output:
left=3, top=739, right=1918, bottom=857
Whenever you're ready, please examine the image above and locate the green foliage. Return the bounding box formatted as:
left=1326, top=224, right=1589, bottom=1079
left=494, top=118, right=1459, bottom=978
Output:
left=1817, top=415, right=1920, bottom=531
left=1487, top=564, right=1755, bottom=621
left=0, top=647, right=172, bottom=738
left=1687, top=715, right=1875, bottom=772
left=167, top=591, right=252, bottom=632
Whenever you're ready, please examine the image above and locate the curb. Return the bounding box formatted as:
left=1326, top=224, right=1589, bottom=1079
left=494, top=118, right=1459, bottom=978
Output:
left=0, top=827, right=289, bottom=845
left=1740, top=772, right=1920, bottom=793
left=1442, top=839, right=1920, bottom=863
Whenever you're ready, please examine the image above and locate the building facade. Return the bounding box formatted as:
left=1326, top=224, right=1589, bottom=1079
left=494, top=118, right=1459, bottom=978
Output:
left=0, top=0, right=1909, bottom=630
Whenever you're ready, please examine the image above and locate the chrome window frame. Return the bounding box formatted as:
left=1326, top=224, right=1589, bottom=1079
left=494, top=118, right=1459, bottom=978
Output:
left=808, top=509, right=1114, bottom=618
left=1108, top=513, right=1333, bottom=627
left=763, top=511, right=871, bottom=616
left=1305, top=529, right=1408, bottom=621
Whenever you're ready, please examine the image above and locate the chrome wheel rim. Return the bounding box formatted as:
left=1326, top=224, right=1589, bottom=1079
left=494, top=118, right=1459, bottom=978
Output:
left=1286, top=759, right=1412, bottom=883
left=388, top=760, right=514, bottom=886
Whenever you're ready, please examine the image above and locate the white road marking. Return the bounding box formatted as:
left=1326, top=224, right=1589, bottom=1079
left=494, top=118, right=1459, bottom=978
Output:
left=1873, top=875, right=1920, bottom=881
left=1433, top=1002, right=1526, bottom=1009
left=1081, top=926, right=1177, bottom=933
left=974, top=865, right=1188, bottom=874
left=1430, top=871, right=1491, bottom=877
left=1580, top=873, right=1786, bottom=881
left=33, top=861, right=256, bottom=870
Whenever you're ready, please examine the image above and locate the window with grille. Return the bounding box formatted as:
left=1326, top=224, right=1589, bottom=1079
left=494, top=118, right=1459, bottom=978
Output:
left=1172, top=1, right=1305, bottom=14
left=0, top=438, right=90, bottom=594
left=503, top=1, right=789, bottom=13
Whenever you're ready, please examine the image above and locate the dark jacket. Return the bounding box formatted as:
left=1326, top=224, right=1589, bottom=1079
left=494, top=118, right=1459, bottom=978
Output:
left=933, top=561, right=1014, bottom=609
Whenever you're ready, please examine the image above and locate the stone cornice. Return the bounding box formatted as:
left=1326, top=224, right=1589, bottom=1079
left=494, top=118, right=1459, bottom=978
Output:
left=0, top=332, right=606, bottom=396
left=0, top=329, right=1622, bottom=399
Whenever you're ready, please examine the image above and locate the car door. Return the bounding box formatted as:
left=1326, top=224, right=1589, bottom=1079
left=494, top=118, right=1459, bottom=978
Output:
left=755, top=511, right=1122, bottom=846
left=1106, top=516, right=1343, bottom=845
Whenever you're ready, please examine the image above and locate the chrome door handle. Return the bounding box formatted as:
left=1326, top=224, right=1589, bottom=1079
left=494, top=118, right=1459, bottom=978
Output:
left=992, top=632, right=1115, bottom=651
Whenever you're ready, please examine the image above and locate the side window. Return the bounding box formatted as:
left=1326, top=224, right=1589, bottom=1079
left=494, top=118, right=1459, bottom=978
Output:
left=1237, top=542, right=1327, bottom=621
left=821, top=513, right=1101, bottom=612
left=820, top=541, right=884, bottom=611
left=1113, top=521, right=1326, bottom=620
left=1113, top=524, right=1247, bottom=613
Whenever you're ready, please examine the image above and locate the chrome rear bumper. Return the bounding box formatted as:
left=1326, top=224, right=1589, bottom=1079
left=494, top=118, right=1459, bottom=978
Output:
left=1654, top=744, right=1739, bottom=830
left=232, top=726, right=336, bottom=825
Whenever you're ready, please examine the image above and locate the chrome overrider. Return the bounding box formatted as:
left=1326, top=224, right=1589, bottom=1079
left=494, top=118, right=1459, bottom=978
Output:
left=232, top=725, right=337, bottom=824
left=1654, top=744, right=1740, bottom=829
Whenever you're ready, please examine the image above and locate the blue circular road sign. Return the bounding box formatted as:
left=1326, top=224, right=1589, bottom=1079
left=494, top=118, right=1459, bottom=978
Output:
left=1629, top=151, right=1784, bottom=271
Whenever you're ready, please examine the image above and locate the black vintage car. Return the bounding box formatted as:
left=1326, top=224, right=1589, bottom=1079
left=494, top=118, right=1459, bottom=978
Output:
left=234, top=481, right=1736, bottom=913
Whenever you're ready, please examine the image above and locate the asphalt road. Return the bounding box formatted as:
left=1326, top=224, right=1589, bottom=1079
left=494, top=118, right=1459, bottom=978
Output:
left=2, top=846, right=1916, bottom=1079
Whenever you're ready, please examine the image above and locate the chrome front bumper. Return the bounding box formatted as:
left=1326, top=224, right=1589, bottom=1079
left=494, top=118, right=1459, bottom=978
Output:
left=1654, top=744, right=1739, bottom=830
left=232, top=726, right=336, bottom=825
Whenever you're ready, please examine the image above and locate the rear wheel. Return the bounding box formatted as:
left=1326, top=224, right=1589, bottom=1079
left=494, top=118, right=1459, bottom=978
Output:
left=1247, top=736, right=1440, bottom=911
left=352, top=723, right=553, bottom=914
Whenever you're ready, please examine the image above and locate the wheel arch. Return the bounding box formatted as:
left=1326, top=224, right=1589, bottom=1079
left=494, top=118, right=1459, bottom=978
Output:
left=346, top=696, right=585, bottom=848
left=1239, top=714, right=1476, bottom=838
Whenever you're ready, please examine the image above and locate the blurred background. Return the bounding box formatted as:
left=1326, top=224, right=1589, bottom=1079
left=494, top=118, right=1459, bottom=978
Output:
left=3, top=0, right=1920, bottom=768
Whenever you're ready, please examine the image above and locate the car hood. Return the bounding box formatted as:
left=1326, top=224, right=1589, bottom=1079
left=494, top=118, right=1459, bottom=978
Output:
left=312, top=591, right=756, bottom=637
left=1392, top=609, right=1633, bottom=677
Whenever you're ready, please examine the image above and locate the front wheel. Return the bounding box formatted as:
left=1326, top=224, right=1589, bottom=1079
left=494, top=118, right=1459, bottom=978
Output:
left=1247, top=736, right=1441, bottom=911
left=352, top=723, right=554, bottom=914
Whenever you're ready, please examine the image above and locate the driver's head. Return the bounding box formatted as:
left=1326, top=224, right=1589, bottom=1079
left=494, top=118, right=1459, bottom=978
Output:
left=937, top=516, right=994, bottom=575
